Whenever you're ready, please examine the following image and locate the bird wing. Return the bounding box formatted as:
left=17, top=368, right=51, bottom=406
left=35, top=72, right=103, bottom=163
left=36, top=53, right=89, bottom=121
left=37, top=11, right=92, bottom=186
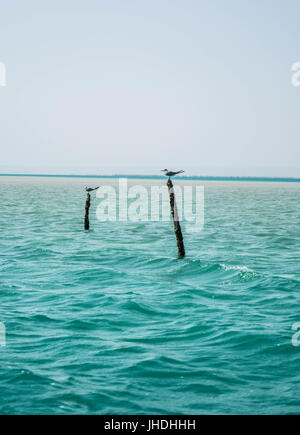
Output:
left=168, top=171, right=183, bottom=176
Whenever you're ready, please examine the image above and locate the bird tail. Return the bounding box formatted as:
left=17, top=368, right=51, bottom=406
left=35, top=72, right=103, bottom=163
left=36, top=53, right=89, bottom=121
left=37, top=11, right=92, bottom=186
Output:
left=177, top=170, right=185, bottom=174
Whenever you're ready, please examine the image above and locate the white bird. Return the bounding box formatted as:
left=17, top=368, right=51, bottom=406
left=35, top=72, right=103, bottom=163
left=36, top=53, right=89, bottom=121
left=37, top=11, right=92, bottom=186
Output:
left=85, top=186, right=100, bottom=192
left=161, top=169, right=185, bottom=179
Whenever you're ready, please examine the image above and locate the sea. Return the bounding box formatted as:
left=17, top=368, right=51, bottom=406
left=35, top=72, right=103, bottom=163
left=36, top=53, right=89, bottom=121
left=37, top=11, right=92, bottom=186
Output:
left=0, top=175, right=300, bottom=415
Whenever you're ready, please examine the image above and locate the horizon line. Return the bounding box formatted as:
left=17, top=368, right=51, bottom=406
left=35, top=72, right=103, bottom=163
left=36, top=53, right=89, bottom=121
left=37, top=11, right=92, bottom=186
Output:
left=0, top=173, right=300, bottom=183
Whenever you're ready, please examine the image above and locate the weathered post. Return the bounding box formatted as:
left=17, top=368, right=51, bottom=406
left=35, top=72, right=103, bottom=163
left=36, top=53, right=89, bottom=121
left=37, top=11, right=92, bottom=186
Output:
left=167, top=179, right=185, bottom=258
left=84, top=193, right=91, bottom=230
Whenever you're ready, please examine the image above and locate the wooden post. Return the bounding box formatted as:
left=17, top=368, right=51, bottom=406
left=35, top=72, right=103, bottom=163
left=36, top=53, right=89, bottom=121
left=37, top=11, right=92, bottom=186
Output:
left=167, top=179, right=185, bottom=258
left=84, top=193, right=91, bottom=230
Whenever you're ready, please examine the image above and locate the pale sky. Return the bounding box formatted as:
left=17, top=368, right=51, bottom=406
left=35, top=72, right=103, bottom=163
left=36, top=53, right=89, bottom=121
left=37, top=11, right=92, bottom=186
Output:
left=0, top=0, right=300, bottom=176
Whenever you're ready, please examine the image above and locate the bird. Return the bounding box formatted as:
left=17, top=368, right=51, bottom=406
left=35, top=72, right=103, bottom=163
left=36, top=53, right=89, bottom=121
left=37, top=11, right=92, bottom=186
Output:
left=161, top=169, right=185, bottom=179
left=85, top=186, right=100, bottom=193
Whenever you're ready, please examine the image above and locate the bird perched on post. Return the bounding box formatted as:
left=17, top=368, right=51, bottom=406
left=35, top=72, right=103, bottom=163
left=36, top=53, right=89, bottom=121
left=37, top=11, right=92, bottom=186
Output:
left=85, top=187, right=100, bottom=192
left=161, top=169, right=185, bottom=179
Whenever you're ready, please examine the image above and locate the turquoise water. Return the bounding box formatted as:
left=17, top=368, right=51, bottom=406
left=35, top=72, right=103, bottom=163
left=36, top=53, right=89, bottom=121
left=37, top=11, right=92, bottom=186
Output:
left=0, top=176, right=300, bottom=415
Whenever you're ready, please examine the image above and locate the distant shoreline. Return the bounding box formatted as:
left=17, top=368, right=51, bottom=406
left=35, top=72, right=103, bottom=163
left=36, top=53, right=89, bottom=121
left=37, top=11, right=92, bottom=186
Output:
left=0, top=173, right=300, bottom=183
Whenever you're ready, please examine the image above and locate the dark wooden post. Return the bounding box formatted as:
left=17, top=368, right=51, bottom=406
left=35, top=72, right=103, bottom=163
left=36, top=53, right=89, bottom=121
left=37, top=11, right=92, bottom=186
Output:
left=84, top=193, right=91, bottom=230
left=167, top=179, right=185, bottom=258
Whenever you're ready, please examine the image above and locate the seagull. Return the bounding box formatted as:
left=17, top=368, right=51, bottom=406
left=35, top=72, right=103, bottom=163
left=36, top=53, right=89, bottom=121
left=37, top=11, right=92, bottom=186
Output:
left=85, top=186, right=100, bottom=193
left=161, top=169, right=185, bottom=179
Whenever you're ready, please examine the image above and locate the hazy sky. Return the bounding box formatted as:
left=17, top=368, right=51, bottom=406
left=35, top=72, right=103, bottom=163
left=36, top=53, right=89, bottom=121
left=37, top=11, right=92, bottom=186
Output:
left=0, top=0, right=300, bottom=176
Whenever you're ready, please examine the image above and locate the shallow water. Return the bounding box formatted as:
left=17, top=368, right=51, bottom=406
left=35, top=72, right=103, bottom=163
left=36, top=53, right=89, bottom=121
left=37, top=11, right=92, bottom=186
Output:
left=0, top=177, right=300, bottom=415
